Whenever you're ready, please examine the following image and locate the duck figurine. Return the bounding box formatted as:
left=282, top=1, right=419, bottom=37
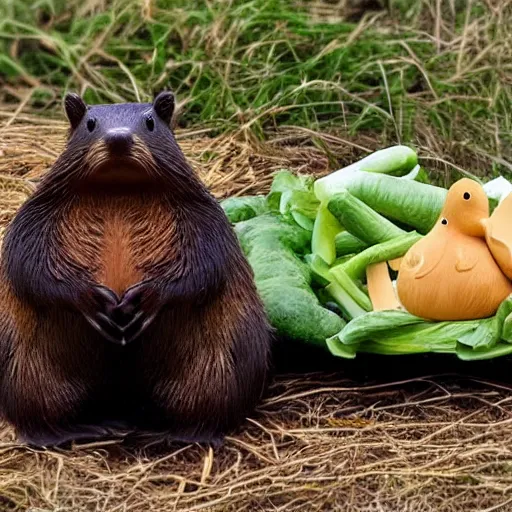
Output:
left=483, top=191, right=512, bottom=280
left=393, top=178, right=512, bottom=321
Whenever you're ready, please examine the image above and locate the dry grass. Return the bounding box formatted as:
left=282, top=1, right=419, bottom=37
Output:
left=2, top=0, right=512, bottom=182
left=2, top=373, right=512, bottom=512
left=1, top=108, right=512, bottom=511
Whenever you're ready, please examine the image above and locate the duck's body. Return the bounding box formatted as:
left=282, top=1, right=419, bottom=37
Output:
left=484, top=192, right=512, bottom=280
left=395, top=179, right=512, bottom=321
left=396, top=222, right=512, bottom=320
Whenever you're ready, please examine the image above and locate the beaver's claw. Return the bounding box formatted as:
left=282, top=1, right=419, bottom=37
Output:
left=112, top=281, right=160, bottom=344
left=82, top=285, right=126, bottom=344
left=82, top=282, right=161, bottom=345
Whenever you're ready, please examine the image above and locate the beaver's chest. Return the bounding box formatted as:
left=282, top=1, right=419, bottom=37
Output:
left=59, top=193, right=177, bottom=296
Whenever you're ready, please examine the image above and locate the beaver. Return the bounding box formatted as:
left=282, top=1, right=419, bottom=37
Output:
left=0, top=91, right=272, bottom=447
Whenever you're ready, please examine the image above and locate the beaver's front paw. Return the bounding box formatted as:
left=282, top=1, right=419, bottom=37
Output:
left=113, top=281, right=161, bottom=344
left=82, top=284, right=126, bottom=344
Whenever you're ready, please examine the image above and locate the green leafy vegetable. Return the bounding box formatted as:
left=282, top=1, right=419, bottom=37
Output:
left=315, top=147, right=418, bottom=199
left=360, top=334, right=455, bottom=355
left=266, top=170, right=319, bottom=230
left=316, top=170, right=447, bottom=234
left=456, top=342, right=512, bottom=361
left=335, top=310, right=427, bottom=345
left=312, top=202, right=343, bottom=265
left=325, top=282, right=367, bottom=320
left=266, top=170, right=304, bottom=209
left=221, top=195, right=269, bottom=223
left=258, top=279, right=344, bottom=345
left=235, top=213, right=311, bottom=255
left=328, top=310, right=483, bottom=358
left=457, top=320, right=495, bottom=350
left=502, top=312, right=512, bottom=342
left=326, top=337, right=357, bottom=359
left=305, top=253, right=331, bottom=287
left=235, top=214, right=344, bottom=345
left=333, top=254, right=358, bottom=267
left=282, top=190, right=320, bottom=230
left=328, top=190, right=407, bottom=244
left=335, top=231, right=369, bottom=256
left=306, top=254, right=370, bottom=319
left=357, top=146, right=418, bottom=175
left=228, top=151, right=512, bottom=362
left=457, top=295, right=512, bottom=350
left=339, top=232, right=422, bottom=281
left=328, top=266, right=372, bottom=312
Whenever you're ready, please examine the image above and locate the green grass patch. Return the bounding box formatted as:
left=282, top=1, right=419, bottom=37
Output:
left=0, top=0, right=511, bottom=178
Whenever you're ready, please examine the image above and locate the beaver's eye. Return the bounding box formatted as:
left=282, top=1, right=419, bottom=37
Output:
left=441, top=218, right=448, bottom=225
left=146, top=115, right=155, bottom=132
left=87, top=118, right=96, bottom=132
left=463, top=192, right=471, bottom=200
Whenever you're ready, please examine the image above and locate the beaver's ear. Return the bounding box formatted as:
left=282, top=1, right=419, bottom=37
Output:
left=153, top=91, right=175, bottom=125
left=64, top=93, right=87, bottom=130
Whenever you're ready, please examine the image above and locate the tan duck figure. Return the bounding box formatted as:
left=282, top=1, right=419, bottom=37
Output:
left=483, top=191, right=512, bottom=280
left=368, top=178, right=512, bottom=321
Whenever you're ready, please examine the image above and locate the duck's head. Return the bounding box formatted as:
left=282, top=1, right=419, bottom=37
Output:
left=438, top=178, right=489, bottom=237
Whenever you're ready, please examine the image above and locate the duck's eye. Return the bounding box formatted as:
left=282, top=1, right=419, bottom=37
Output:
left=441, top=218, right=448, bottom=225
left=87, top=118, right=96, bottom=132
left=463, top=192, right=471, bottom=200
left=146, top=115, right=155, bottom=132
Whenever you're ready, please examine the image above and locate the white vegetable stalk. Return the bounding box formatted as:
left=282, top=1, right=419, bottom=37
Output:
left=314, top=145, right=418, bottom=201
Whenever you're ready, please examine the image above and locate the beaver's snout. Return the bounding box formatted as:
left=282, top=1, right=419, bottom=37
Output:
left=104, top=128, right=133, bottom=155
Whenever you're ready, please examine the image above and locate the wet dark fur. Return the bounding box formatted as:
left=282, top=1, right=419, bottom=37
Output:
left=0, top=93, right=271, bottom=447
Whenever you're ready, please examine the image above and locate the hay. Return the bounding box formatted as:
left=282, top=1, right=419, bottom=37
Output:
left=1, top=108, right=512, bottom=512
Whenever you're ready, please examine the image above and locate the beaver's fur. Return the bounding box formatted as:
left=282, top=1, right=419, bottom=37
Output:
left=0, top=92, right=271, bottom=447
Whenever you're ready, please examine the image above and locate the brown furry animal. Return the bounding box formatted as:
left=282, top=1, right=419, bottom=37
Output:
left=0, top=92, right=272, bottom=447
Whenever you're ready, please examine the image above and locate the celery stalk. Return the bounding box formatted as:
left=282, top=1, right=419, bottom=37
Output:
left=358, top=145, right=418, bottom=175
left=325, top=282, right=367, bottom=319
left=312, top=202, right=343, bottom=265
left=339, top=232, right=422, bottom=281
left=316, top=170, right=447, bottom=234
left=317, top=146, right=418, bottom=189
left=328, top=190, right=407, bottom=244
left=335, top=231, right=369, bottom=256
left=328, top=266, right=372, bottom=312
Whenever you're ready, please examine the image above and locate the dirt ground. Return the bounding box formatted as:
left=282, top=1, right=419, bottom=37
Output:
left=0, top=110, right=512, bottom=512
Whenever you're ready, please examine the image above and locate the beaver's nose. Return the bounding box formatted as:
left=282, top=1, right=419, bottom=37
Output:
left=104, top=128, right=133, bottom=155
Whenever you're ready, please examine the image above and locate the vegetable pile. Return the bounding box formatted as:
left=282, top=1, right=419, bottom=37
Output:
left=221, top=146, right=512, bottom=361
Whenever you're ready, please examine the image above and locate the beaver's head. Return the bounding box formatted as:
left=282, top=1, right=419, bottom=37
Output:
left=62, top=92, right=185, bottom=188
